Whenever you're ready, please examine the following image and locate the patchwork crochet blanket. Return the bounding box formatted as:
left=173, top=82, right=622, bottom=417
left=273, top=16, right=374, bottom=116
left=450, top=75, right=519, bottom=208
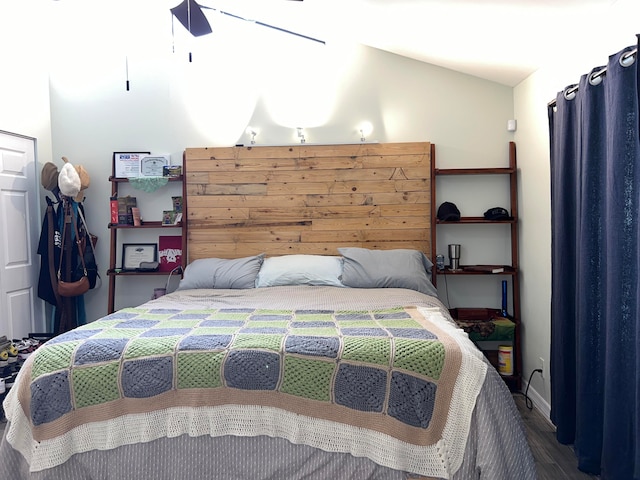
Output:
left=6, top=301, right=486, bottom=478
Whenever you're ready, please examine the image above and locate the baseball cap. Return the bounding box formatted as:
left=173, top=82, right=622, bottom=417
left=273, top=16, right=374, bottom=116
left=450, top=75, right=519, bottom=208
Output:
left=437, top=202, right=461, bottom=221
left=483, top=207, right=512, bottom=220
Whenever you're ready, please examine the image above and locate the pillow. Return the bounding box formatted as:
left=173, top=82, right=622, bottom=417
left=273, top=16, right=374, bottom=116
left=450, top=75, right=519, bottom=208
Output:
left=176, top=254, right=265, bottom=290
left=256, top=255, right=344, bottom=287
left=338, top=247, right=437, bottom=296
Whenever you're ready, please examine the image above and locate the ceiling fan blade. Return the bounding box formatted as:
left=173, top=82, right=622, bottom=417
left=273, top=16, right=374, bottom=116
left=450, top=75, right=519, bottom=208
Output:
left=170, top=0, right=213, bottom=37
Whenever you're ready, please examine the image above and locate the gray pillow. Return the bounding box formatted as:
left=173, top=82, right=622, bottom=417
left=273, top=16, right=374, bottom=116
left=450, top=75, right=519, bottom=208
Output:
left=338, top=248, right=437, bottom=297
left=176, top=254, right=265, bottom=290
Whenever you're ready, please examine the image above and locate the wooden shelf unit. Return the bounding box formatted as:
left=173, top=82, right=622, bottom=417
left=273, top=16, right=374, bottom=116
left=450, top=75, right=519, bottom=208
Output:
left=107, top=174, right=186, bottom=314
left=430, top=142, right=521, bottom=391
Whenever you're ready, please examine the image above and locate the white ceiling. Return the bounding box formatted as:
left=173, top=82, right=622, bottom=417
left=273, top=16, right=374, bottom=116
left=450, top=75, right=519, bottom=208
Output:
left=209, top=0, right=619, bottom=87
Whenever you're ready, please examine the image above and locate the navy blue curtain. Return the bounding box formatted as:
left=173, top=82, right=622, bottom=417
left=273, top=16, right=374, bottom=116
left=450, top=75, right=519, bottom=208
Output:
left=548, top=38, right=640, bottom=479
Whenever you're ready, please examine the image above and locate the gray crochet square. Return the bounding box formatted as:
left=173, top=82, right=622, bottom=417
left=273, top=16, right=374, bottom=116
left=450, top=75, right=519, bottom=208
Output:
left=47, top=329, right=100, bottom=345
left=224, top=350, right=280, bottom=390
left=387, top=328, right=437, bottom=340
left=179, top=334, right=232, bottom=350
left=30, top=371, right=72, bottom=425
left=334, top=364, right=387, bottom=412
left=342, top=328, right=388, bottom=337
left=285, top=336, right=340, bottom=358
left=388, top=371, right=436, bottom=428
left=122, top=357, right=174, bottom=398
left=74, top=338, right=129, bottom=364
left=140, top=328, right=192, bottom=337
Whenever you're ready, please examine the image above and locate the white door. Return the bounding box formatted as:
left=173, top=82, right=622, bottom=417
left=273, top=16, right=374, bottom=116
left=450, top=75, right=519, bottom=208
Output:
left=0, top=131, right=45, bottom=340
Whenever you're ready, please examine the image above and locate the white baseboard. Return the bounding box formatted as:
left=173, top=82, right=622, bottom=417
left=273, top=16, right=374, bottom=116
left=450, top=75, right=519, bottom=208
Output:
left=521, top=381, right=553, bottom=427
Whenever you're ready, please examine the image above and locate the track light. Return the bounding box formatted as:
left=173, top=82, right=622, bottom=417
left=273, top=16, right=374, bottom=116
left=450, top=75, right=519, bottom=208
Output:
left=358, top=121, right=373, bottom=142
left=297, top=127, right=306, bottom=144
left=246, top=127, right=258, bottom=145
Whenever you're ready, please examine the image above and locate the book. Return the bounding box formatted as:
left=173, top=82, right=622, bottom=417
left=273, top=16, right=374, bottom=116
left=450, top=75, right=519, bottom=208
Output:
left=463, top=265, right=505, bottom=273
left=117, top=196, right=137, bottom=225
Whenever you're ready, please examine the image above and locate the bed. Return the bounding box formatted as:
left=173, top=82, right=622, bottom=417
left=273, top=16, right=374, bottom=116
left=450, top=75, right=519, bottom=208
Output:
left=0, top=142, right=536, bottom=479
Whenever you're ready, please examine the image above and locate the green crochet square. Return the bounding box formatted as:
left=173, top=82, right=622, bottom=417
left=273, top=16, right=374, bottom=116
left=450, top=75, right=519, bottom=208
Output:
left=336, top=320, right=377, bottom=328
left=377, top=319, right=422, bottom=329
left=194, top=327, right=241, bottom=335
left=87, top=319, right=122, bottom=329
left=125, top=337, right=180, bottom=359
left=294, top=313, right=334, bottom=322
left=93, top=328, right=143, bottom=339
left=135, top=313, right=173, bottom=321
left=231, top=334, right=284, bottom=351
left=394, top=339, right=445, bottom=380
left=72, top=362, right=121, bottom=408
left=281, top=356, right=335, bottom=401
left=177, top=352, right=224, bottom=389
left=31, top=341, right=80, bottom=379
left=342, top=337, right=391, bottom=366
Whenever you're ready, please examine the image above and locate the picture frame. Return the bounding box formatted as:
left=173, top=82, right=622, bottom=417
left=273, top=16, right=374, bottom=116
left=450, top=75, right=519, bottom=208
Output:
left=122, top=243, right=158, bottom=270
left=113, top=152, right=150, bottom=178
left=140, top=154, right=170, bottom=177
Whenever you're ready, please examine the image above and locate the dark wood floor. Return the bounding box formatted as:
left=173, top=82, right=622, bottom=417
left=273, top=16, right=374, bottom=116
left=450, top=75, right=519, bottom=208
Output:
left=514, top=394, right=599, bottom=480
left=0, top=396, right=600, bottom=479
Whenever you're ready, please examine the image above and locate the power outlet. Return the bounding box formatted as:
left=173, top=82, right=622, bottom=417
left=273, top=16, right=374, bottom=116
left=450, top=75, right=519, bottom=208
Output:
left=538, top=357, right=545, bottom=378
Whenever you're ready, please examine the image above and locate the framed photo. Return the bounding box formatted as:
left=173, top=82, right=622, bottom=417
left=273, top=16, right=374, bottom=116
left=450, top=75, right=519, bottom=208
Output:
left=113, top=152, right=150, bottom=178
left=122, top=243, right=157, bottom=270
left=140, top=154, right=170, bottom=177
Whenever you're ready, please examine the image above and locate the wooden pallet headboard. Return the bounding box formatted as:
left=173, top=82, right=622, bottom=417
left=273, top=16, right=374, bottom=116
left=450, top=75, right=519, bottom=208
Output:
left=184, top=142, right=432, bottom=261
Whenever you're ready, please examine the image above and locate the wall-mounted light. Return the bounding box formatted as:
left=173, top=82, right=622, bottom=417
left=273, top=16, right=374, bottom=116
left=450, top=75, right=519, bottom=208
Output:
left=246, top=126, right=258, bottom=144
left=296, top=127, right=306, bottom=144
left=358, top=121, right=373, bottom=142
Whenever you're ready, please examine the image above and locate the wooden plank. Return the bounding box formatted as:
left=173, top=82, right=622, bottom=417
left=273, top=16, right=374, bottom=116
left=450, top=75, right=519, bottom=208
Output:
left=267, top=179, right=428, bottom=195
left=184, top=142, right=432, bottom=260
left=186, top=153, right=428, bottom=173
left=189, top=240, right=429, bottom=261
left=311, top=216, right=429, bottom=231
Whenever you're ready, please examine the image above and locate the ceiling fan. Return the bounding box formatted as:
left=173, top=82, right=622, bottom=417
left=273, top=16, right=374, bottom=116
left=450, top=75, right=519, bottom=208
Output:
left=170, top=0, right=323, bottom=44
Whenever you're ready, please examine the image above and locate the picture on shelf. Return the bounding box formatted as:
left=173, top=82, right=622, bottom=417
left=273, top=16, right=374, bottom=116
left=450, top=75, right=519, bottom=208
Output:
left=162, top=210, right=182, bottom=226
left=163, top=165, right=182, bottom=177
left=172, top=196, right=183, bottom=213
left=140, top=154, right=170, bottom=177
left=113, top=152, right=150, bottom=178
left=159, top=235, right=182, bottom=272
left=121, top=243, right=158, bottom=271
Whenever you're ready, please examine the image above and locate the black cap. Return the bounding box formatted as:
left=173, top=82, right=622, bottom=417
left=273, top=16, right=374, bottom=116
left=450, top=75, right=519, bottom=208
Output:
left=483, top=207, right=512, bottom=220
left=437, top=202, right=461, bottom=221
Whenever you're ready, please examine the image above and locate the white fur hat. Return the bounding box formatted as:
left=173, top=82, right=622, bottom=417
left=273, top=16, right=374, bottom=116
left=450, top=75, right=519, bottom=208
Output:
left=58, top=162, right=81, bottom=198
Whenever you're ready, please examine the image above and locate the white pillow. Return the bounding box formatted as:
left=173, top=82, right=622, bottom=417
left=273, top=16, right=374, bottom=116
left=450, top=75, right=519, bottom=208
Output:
left=256, top=255, right=344, bottom=287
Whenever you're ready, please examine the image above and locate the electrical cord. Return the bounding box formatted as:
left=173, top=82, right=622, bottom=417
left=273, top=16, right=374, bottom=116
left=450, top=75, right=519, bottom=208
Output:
left=523, top=368, right=543, bottom=410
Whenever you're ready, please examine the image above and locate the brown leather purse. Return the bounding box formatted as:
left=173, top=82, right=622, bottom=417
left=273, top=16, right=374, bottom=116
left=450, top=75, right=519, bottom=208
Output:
left=57, top=206, right=90, bottom=297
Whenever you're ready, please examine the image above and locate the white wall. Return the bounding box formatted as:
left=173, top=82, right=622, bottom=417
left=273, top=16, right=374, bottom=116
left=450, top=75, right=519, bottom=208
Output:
left=42, top=1, right=514, bottom=324
left=0, top=0, right=54, bottom=334
left=3, top=0, right=516, bottom=385
left=514, top=0, right=640, bottom=413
